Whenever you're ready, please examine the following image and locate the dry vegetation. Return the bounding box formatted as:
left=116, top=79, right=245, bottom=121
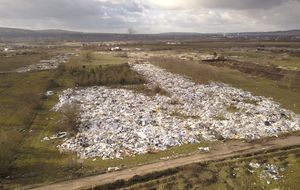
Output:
left=66, top=52, right=145, bottom=86
left=91, top=147, right=300, bottom=190
left=70, top=63, right=145, bottom=86
left=59, top=104, right=81, bottom=134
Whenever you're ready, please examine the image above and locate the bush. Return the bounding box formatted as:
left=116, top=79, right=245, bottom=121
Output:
left=72, top=63, right=145, bottom=87
left=60, top=104, right=81, bottom=134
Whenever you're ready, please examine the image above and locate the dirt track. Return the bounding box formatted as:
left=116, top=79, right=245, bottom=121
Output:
left=31, top=135, right=300, bottom=190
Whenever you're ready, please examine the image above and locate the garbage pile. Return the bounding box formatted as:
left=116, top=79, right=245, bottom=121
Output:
left=249, top=162, right=284, bottom=183
left=131, top=64, right=300, bottom=140
left=261, top=164, right=283, bottom=181
left=53, top=87, right=200, bottom=159
left=52, top=64, right=300, bottom=159
left=16, top=53, right=71, bottom=72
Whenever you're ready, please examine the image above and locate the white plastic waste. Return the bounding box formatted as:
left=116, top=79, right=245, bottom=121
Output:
left=52, top=64, right=300, bottom=159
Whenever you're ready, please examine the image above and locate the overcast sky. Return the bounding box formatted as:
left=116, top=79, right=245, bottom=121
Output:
left=0, top=0, right=299, bottom=33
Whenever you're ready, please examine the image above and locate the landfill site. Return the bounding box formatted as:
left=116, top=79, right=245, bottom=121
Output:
left=53, top=63, right=300, bottom=159
left=1, top=37, right=300, bottom=190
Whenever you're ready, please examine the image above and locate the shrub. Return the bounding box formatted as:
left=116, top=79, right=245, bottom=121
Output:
left=60, top=104, right=81, bottom=134
left=73, top=63, right=145, bottom=87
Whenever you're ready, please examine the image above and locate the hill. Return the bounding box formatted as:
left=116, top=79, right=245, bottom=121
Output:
left=0, top=27, right=299, bottom=42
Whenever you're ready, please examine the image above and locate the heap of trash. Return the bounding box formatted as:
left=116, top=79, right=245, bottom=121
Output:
left=52, top=64, right=300, bottom=159
left=16, top=53, right=71, bottom=73
left=249, top=162, right=284, bottom=184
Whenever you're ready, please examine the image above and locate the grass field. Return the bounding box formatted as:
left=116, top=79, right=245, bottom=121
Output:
left=67, top=52, right=127, bottom=68
left=0, top=69, right=61, bottom=182
left=222, top=50, right=300, bottom=70
left=113, top=147, right=300, bottom=190
left=0, top=52, right=48, bottom=72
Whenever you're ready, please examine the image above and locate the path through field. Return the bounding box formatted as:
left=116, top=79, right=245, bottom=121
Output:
left=31, top=135, right=300, bottom=190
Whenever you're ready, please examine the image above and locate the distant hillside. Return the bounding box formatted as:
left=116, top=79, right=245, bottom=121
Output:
left=0, top=27, right=299, bottom=42
left=230, top=30, right=300, bottom=36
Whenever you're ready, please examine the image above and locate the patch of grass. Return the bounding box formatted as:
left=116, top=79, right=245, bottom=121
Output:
left=171, top=111, right=200, bottom=120
left=223, top=50, right=300, bottom=70
left=117, top=147, right=300, bottom=190
left=0, top=56, right=77, bottom=188
left=244, top=98, right=259, bottom=105
left=68, top=52, right=127, bottom=68
left=214, top=114, right=227, bottom=121
left=0, top=130, right=23, bottom=177
left=227, top=105, right=239, bottom=113
left=0, top=70, right=59, bottom=127
left=0, top=70, right=63, bottom=187
left=0, top=52, right=48, bottom=72
left=123, top=84, right=169, bottom=97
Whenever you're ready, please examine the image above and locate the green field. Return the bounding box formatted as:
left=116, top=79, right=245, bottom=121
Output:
left=113, top=147, right=300, bottom=190
left=68, top=52, right=127, bottom=68
left=0, top=52, right=48, bottom=72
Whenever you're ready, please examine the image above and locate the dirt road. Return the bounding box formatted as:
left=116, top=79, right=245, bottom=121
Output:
left=31, top=135, right=300, bottom=190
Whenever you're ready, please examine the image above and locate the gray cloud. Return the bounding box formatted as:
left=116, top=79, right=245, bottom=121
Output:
left=0, top=0, right=299, bottom=33
left=198, top=0, right=286, bottom=10
left=0, top=0, right=145, bottom=32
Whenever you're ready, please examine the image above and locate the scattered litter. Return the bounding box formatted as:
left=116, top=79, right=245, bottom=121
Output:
left=107, top=167, right=120, bottom=172
left=198, top=147, right=210, bottom=152
left=46, top=91, right=54, bottom=97
left=248, top=162, right=283, bottom=183
left=262, top=164, right=282, bottom=181
left=42, top=132, right=68, bottom=141
left=249, top=162, right=261, bottom=169
left=16, top=53, right=72, bottom=73
left=42, top=137, right=50, bottom=141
